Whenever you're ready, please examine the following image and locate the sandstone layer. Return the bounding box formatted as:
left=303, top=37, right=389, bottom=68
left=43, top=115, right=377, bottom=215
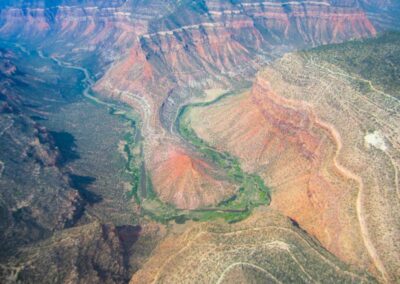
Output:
left=0, top=0, right=383, bottom=210
left=0, top=1, right=399, bottom=283
left=189, top=41, right=400, bottom=281
left=95, top=0, right=379, bottom=209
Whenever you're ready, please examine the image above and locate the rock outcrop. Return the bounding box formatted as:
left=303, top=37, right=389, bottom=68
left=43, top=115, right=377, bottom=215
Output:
left=94, top=0, right=381, bottom=210
left=0, top=222, right=141, bottom=284
left=0, top=1, right=399, bottom=283
left=0, top=49, right=86, bottom=255
left=130, top=209, right=375, bottom=283
left=188, top=34, right=400, bottom=281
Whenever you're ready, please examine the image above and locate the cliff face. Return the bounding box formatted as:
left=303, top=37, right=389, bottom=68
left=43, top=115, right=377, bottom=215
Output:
left=188, top=34, right=400, bottom=281
left=359, top=0, right=400, bottom=30
left=94, top=0, right=380, bottom=210
left=0, top=0, right=381, bottom=86
left=0, top=1, right=134, bottom=42
left=0, top=0, right=390, bottom=215
left=1, top=0, right=396, bottom=90
left=0, top=2, right=399, bottom=282
left=189, top=78, right=370, bottom=270
left=0, top=0, right=178, bottom=75
left=98, top=0, right=377, bottom=94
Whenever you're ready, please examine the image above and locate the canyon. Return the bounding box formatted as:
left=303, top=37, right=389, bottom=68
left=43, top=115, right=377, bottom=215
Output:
left=0, top=0, right=399, bottom=283
left=187, top=33, right=400, bottom=282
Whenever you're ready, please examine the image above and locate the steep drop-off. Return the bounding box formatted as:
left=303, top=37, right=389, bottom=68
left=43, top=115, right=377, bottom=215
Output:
left=188, top=33, right=400, bottom=281
left=95, top=0, right=381, bottom=210
left=0, top=42, right=156, bottom=283
left=0, top=1, right=399, bottom=283
left=1, top=0, right=393, bottom=212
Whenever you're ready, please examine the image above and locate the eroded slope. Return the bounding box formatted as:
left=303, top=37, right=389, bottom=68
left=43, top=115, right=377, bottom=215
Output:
left=130, top=209, right=375, bottom=283
left=95, top=0, right=379, bottom=210
left=188, top=33, right=400, bottom=281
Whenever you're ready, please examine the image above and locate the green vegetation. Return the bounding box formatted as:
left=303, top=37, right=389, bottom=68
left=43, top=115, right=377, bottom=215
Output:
left=174, top=92, right=271, bottom=223
left=307, top=32, right=400, bottom=98
left=110, top=88, right=270, bottom=224
left=107, top=106, right=185, bottom=223
left=124, top=138, right=141, bottom=204
left=2, top=41, right=266, bottom=226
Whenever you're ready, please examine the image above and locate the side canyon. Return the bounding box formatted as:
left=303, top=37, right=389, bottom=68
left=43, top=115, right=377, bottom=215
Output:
left=0, top=1, right=399, bottom=283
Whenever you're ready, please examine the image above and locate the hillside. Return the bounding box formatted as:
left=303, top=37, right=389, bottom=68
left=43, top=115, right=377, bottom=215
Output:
left=0, top=1, right=399, bottom=283
left=187, top=32, right=400, bottom=282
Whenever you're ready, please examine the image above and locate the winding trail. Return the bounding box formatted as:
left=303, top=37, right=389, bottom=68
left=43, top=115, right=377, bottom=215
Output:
left=261, top=74, right=389, bottom=281
left=309, top=59, right=400, bottom=106
left=30, top=47, right=390, bottom=281
left=311, top=61, right=400, bottom=203
left=149, top=224, right=369, bottom=283
left=216, top=262, right=282, bottom=284
left=313, top=115, right=388, bottom=282
left=305, top=60, right=398, bottom=281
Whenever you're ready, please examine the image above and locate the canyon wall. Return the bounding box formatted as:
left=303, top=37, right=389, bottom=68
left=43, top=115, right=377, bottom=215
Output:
left=188, top=36, right=400, bottom=281
left=1, top=1, right=399, bottom=282
left=94, top=0, right=380, bottom=210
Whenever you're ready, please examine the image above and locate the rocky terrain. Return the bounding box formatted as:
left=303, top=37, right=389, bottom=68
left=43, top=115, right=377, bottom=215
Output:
left=1, top=222, right=140, bottom=283
left=188, top=33, right=400, bottom=282
left=0, top=47, right=84, bottom=255
left=131, top=209, right=376, bottom=283
left=0, top=0, right=399, bottom=283
left=0, top=42, right=159, bottom=283
left=95, top=0, right=381, bottom=210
